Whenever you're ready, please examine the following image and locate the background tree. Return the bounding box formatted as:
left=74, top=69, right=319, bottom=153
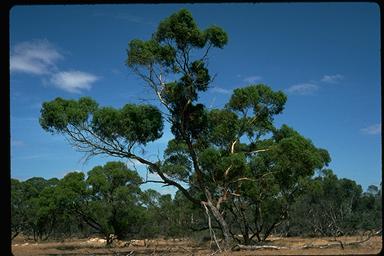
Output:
left=15, top=177, right=59, bottom=241
left=11, top=179, right=27, bottom=240
left=53, top=162, right=144, bottom=244
left=223, top=125, right=330, bottom=244
left=11, top=173, right=381, bottom=243
left=285, top=169, right=382, bottom=237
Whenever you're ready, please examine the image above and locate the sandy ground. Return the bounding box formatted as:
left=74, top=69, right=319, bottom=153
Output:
left=12, top=235, right=382, bottom=255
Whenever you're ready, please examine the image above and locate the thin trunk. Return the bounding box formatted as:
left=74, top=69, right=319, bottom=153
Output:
left=242, top=225, right=250, bottom=245
left=202, top=202, right=221, bottom=252
left=106, top=233, right=113, bottom=246
left=11, top=231, right=20, bottom=240
left=262, top=222, right=277, bottom=241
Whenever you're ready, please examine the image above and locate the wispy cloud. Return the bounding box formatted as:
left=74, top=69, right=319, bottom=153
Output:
left=361, top=123, right=381, bottom=135
left=10, top=39, right=63, bottom=75
left=243, top=75, right=262, bottom=84
left=286, top=83, right=319, bottom=95
left=321, top=74, right=344, bottom=84
left=50, top=71, right=99, bottom=93
left=211, top=86, right=232, bottom=95
left=11, top=39, right=99, bottom=93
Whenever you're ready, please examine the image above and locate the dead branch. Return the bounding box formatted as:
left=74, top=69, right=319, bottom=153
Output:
left=233, top=231, right=374, bottom=251
left=209, top=249, right=221, bottom=255
left=177, top=246, right=193, bottom=254
left=298, top=242, right=344, bottom=250
left=299, top=232, right=373, bottom=249
left=233, top=244, right=287, bottom=251
left=346, top=230, right=373, bottom=246
left=230, top=140, right=237, bottom=154
left=202, top=202, right=222, bottom=253
left=247, top=148, right=270, bottom=154
left=223, top=165, right=233, bottom=177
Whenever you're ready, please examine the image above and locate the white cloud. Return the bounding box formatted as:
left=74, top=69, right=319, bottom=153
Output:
left=10, top=39, right=62, bottom=75
left=50, top=71, right=99, bottom=93
left=211, top=86, right=232, bottom=95
left=361, top=123, right=381, bottom=135
left=11, top=39, right=100, bottom=94
left=321, top=74, right=344, bottom=84
left=243, top=75, right=262, bottom=84
left=286, top=83, right=319, bottom=95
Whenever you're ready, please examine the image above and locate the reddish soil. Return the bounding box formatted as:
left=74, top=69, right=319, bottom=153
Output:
left=12, top=235, right=382, bottom=255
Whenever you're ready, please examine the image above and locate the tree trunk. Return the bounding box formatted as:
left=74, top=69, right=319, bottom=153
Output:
left=206, top=199, right=232, bottom=249
left=242, top=226, right=251, bottom=245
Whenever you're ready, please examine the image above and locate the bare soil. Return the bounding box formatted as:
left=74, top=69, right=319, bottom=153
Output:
left=12, top=235, right=382, bottom=255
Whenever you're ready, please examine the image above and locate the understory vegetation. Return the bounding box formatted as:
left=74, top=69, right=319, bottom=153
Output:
left=11, top=163, right=381, bottom=245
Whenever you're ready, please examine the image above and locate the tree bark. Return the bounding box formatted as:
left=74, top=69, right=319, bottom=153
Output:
left=205, top=199, right=232, bottom=248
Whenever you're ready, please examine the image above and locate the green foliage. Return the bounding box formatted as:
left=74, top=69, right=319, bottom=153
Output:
left=154, top=9, right=227, bottom=50
left=226, top=84, right=287, bottom=138
left=87, top=161, right=141, bottom=196
left=11, top=179, right=26, bottom=239
left=286, top=170, right=380, bottom=237
left=222, top=125, right=331, bottom=244
left=11, top=177, right=61, bottom=241
left=207, top=109, right=239, bottom=148
left=10, top=162, right=145, bottom=242
left=227, top=84, right=286, bottom=116
left=40, top=97, right=163, bottom=147
left=71, top=162, right=144, bottom=241
left=127, top=39, right=175, bottom=67
left=40, top=97, right=98, bottom=133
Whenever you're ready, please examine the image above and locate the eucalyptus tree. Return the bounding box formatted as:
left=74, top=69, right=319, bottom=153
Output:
left=223, top=125, right=330, bottom=244
left=11, top=177, right=60, bottom=241
left=40, top=9, right=330, bottom=247
left=287, top=169, right=364, bottom=237
left=54, top=162, right=144, bottom=244
left=11, top=179, right=26, bottom=240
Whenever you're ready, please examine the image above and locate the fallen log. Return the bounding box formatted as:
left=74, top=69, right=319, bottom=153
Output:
left=233, top=244, right=287, bottom=251
left=233, top=232, right=374, bottom=251
left=298, top=241, right=344, bottom=250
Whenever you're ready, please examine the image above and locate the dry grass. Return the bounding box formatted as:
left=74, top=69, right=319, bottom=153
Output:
left=12, top=235, right=382, bottom=256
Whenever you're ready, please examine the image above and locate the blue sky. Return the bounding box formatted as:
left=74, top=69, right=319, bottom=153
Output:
left=10, top=3, right=381, bottom=194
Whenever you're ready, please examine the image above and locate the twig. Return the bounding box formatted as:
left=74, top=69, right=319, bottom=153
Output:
left=209, top=249, right=220, bottom=255
left=178, top=246, right=192, bottom=254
